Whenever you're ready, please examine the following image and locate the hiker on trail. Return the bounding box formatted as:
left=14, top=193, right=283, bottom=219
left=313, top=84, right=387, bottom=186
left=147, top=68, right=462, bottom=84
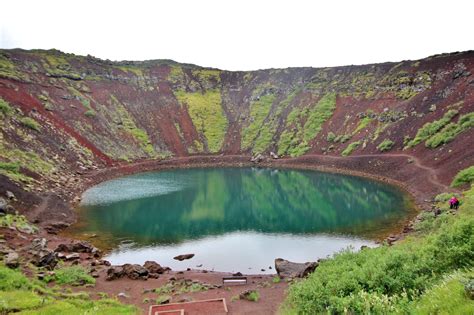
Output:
left=449, top=196, right=459, bottom=209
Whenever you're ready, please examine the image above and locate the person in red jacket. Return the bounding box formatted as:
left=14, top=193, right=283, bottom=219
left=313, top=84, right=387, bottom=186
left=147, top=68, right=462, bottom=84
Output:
left=449, top=196, right=460, bottom=209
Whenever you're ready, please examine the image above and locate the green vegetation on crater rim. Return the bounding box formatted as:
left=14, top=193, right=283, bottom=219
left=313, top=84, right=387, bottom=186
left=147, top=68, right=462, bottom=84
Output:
left=284, top=166, right=474, bottom=314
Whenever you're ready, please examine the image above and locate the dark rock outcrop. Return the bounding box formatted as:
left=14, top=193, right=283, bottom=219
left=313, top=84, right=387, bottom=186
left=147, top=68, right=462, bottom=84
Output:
left=5, top=251, right=19, bottom=268
left=173, top=253, right=195, bottom=261
left=144, top=260, right=168, bottom=274
left=106, top=266, right=124, bottom=281
left=274, top=258, right=318, bottom=278
left=122, top=263, right=149, bottom=280
left=29, top=238, right=57, bottom=269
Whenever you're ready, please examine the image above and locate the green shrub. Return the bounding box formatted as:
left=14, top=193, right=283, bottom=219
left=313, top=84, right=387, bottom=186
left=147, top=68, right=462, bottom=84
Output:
left=434, top=192, right=460, bottom=202
left=326, top=132, right=336, bottom=142
left=0, top=215, right=38, bottom=234
left=0, top=98, right=12, bottom=116
left=411, top=271, right=474, bottom=314
left=425, top=112, right=474, bottom=148
left=405, top=109, right=458, bottom=148
left=0, top=265, right=31, bottom=291
left=84, top=110, right=96, bottom=117
left=377, top=139, right=394, bottom=152
left=340, top=134, right=351, bottom=143
left=0, top=162, right=20, bottom=173
left=20, top=117, right=41, bottom=131
left=45, top=266, right=95, bottom=286
left=272, top=276, right=281, bottom=284
left=303, top=93, right=337, bottom=141
left=243, top=290, right=260, bottom=302
left=285, top=185, right=474, bottom=314
left=341, top=141, right=361, bottom=156
left=451, top=165, right=474, bottom=187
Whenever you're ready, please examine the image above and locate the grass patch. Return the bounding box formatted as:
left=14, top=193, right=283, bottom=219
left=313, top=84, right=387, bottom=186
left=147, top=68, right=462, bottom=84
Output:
left=0, top=290, right=44, bottom=313
left=44, top=266, right=95, bottom=286
left=0, top=161, right=20, bottom=173
left=0, top=142, right=54, bottom=183
left=303, top=93, right=337, bottom=141
left=425, top=112, right=474, bottom=148
left=278, top=93, right=336, bottom=157
left=377, top=138, right=394, bottom=152
left=84, top=109, right=96, bottom=118
left=341, top=141, right=361, bottom=156
left=110, top=95, right=155, bottom=157
left=272, top=276, right=281, bottom=284
left=0, top=264, right=136, bottom=314
left=451, top=165, right=474, bottom=187
left=326, top=131, right=336, bottom=142
left=19, top=117, right=41, bottom=132
left=353, top=116, right=373, bottom=135
left=411, top=270, right=474, bottom=314
left=241, top=290, right=260, bottom=302
left=0, top=214, right=38, bottom=234
left=241, top=94, right=276, bottom=151
left=405, top=109, right=458, bottom=148
left=0, top=98, right=12, bottom=116
left=175, top=89, right=227, bottom=153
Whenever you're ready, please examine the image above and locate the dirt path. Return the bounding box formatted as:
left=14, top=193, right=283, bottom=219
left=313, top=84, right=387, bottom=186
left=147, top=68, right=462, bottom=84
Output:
left=302, top=153, right=449, bottom=191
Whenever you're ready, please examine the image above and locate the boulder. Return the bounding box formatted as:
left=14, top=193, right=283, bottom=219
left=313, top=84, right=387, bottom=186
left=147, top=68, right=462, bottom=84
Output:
left=5, top=251, right=20, bottom=268
left=31, top=238, right=48, bottom=251
left=6, top=191, right=15, bottom=201
left=0, top=198, right=7, bottom=214
left=29, top=238, right=57, bottom=269
left=270, top=152, right=279, bottom=159
left=143, top=260, right=167, bottom=274
left=106, top=266, right=124, bottom=281
left=274, top=258, right=318, bottom=279
left=30, top=249, right=57, bottom=269
left=45, top=221, right=70, bottom=234
left=173, top=253, right=194, bottom=261
left=122, top=263, right=149, bottom=280
left=55, top=241, right=99, bottom=254
left=250, top=154, right=264, bottom=163
left=65, top=253, right=80, bottom=261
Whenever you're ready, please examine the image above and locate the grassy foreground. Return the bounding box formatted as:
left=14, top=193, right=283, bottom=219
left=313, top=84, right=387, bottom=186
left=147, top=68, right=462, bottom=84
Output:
left=0, top=213, right=136, bottom=314
left=284, top=168, right=474, bottom=314
left=0, top=261, right=137, bottom=314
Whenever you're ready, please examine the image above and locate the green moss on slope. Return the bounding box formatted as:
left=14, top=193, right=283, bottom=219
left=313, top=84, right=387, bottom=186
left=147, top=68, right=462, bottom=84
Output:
left=110, top=95, right=155, bottom=156
left=405, top=109, right=459, bottom=148
left=425, top=112, right=474, bottom=148
left=277, top=93, right=336, bottom=157
left=241, top=94, right=276, bottom=151
left=175, top=89, right=227, bottom=153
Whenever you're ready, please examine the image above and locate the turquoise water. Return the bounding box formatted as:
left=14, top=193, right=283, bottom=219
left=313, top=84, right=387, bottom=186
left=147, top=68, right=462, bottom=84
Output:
left=70, top=168, right=414, bottom=273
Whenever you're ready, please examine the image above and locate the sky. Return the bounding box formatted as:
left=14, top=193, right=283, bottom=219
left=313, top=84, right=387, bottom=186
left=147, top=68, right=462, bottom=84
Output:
left=1, top=0, right=473, bottom=71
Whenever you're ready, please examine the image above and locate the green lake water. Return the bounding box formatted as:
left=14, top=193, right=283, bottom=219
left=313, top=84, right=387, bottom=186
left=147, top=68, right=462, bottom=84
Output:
left=68, top=167, right=415, bottom=273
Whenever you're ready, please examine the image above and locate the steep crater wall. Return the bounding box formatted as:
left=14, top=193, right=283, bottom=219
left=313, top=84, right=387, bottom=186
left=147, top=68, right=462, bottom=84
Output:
left=0, top=49, right=473, bottom=224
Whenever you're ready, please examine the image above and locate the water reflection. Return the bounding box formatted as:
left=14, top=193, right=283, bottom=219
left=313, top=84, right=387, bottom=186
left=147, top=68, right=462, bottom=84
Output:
left=68, top=168, right=414, bottom=271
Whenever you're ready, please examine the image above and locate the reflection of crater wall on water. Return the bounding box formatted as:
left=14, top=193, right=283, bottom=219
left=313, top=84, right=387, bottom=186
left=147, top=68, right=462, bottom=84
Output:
left=73, top=168, right=414, bottom=246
